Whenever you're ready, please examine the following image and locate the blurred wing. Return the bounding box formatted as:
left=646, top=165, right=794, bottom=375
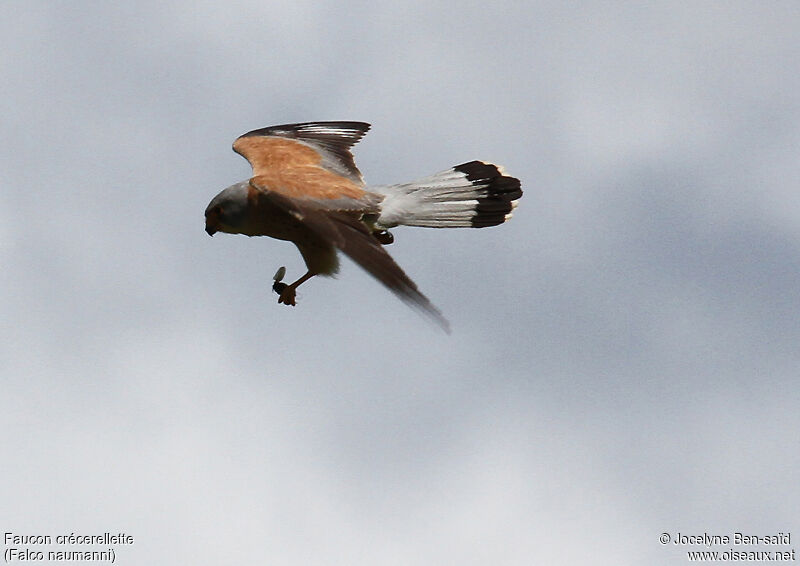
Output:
left=233, top=121, right=371, bottom=185
left=256, top=187, right=450, bottom=333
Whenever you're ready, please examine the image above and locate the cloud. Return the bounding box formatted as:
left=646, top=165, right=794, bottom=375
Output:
left=2, top=3, right=798, bottom=564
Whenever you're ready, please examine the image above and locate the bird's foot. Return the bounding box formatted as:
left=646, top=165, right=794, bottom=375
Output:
left=272, top=267, right=312, bottom=307
left=372, top=229, right=394, bottom=245
left=278, top=286, right=297, bottom=306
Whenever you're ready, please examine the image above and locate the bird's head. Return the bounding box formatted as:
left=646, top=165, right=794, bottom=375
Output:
left=205, top=181, right=250, bottom=236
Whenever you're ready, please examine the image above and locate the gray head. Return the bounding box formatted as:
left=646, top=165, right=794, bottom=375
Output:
left=205, top=181, right=250, bottom=236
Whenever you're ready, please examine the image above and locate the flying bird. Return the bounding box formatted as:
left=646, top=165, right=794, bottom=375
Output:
left=205, top=121, right=522, bottom=331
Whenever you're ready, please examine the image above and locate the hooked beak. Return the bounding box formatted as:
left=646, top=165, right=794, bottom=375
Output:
left=205, top=214, right=218, bottom=236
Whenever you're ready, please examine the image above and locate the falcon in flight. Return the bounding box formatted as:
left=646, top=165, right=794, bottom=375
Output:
left=205, top=121, right=522, bottom=331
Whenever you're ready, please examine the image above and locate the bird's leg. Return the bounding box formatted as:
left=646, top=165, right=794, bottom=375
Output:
left=278, top=271, right=315, bottom=306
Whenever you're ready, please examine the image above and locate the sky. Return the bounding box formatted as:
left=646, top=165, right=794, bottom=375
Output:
left=1, top=2, right=799, bottom=564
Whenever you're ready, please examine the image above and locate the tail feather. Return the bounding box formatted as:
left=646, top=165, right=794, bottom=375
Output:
left=374, top=161, right=522, bottom=229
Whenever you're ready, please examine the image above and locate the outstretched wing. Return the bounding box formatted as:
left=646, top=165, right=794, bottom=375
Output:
left=233, top=121, right=371, bottom=185
left=252, top=184, right=451, bottom=333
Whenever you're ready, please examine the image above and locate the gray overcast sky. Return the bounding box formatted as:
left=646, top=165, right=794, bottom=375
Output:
left=2, top=2, right=798, bottom=564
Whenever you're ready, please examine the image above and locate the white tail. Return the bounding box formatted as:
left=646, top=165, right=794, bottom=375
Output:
left=372, top=161, right=522, bottom=229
